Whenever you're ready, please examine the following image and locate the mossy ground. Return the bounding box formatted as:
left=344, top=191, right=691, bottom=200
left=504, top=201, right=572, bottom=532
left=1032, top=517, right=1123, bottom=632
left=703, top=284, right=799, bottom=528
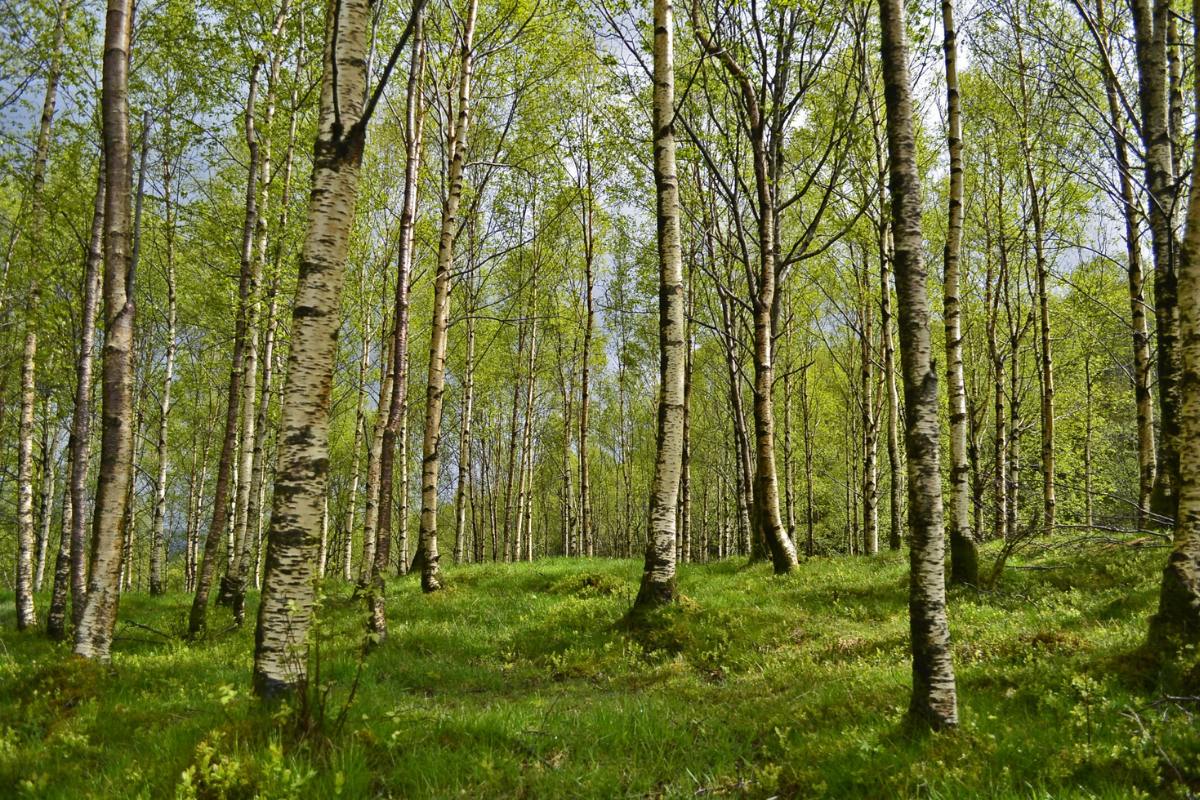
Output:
left=1, top=545, right=1197, bottom=798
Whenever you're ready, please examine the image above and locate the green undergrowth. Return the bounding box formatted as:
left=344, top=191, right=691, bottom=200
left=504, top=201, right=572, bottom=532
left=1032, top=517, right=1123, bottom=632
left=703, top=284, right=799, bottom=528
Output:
left=1, top=544, right=1197, bottom=798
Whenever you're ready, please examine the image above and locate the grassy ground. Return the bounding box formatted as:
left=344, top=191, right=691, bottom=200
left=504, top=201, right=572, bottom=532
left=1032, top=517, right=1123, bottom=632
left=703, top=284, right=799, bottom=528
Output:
left=1, top=545, right=1197, bottom=799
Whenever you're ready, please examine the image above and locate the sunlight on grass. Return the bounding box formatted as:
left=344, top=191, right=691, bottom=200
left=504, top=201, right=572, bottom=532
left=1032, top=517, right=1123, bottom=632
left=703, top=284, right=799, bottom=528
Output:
left=1, top=546, right=1195, bottom=798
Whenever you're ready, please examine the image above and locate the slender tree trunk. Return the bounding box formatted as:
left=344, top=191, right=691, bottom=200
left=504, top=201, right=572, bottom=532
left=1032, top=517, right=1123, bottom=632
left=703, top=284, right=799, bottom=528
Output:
left=861, top=253, right=879, bottom=555
left=693, top=10, right=799, bottom=575
left=801, top=360, right=816, bottom=557
left=943, top=0, right=977, bottom=581
left=253, top=0, right=392, bottom=696
left=149, top=153, right=177, bottom=597
left=502, top=344, right=523, bottom=562
left=718, top=293, right=755, bottom=555
left=48, top=164, right=104, bottom=638
left=190, top=13, right=280, bottom=636
left=559, top=358, right=575, bottom=556
left=359, top=335, right=394, bottom=583
left=516, top=279, right=538, bottom=561
left=1079, top=0, right=1157, bottom=525
left=34, top=418, right=58, bottom=593
left=634, top=0, right=685, bottom=610
left=344, top=302, right=370, bottom=579
left=252, top=73, right=301, bottom=591
left=1149, top=0, right=1200, bottom=643
left=371, top=10, right=424, bottom=635
left=17, top=0, right=71, bottom=632
left=252, top=282, right=281, bottom=589
left=74, top=0, right=137, bottom=661
left=453, top=295, right=475, bottom=564
left=686, top=275, right=696, bottom=563
left=580, top=167, right=596, bottom=558
left=416, top=0, right=477, bottom=593
left=986, top=234, right=1008, bottom=542
left=1012, top=24, right=1056, bottom=538
left=878, top=0, right=958, bottom=727
left=224, top=5, right=290, bottom=615
left=15, top=301, right=39, bottom=629
left=1131, top=0, right=1181, bottom=525
left=1084, top=355, right=1094, bottom=530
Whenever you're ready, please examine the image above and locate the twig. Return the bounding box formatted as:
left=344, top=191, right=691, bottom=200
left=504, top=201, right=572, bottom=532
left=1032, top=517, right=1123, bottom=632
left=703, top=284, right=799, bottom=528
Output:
left=125, top=620, right=174, bottom=639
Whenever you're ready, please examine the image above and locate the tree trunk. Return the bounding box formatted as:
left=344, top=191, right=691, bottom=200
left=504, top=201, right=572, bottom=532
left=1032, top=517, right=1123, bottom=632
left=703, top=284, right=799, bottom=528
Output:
left=48, top=162, right=104, bottom=638
left=878, top=0, right=958, bottom=727
left=1084, top=355, right=1094, bottom=530
left=718, top=292, right=754, bottom=556
left=861, top=252, right=879, bottom=555
left=149, top=148, right=178, bottom=597
left=189, top=11, right=280, bottom=635
left=415, top=0, right=477, bottom=593
left=359, top=332, right=394, bottom=583
left=224, top=3, right=290, bottom=618
left=1149, top=0, right=1200, bottom=644
left=943, top=0, right=977, bottom=582
left=580, top=162, right=596, bottom=558
left=17, top=0, right=71, bottom=632
left=253, top=0, right=388, bottom=696
left=1079, top=0, right=1157, bottom=525
left=74, top=0, right=137, bottom=661
left=372, top=10, right=424, bottom=636
left=1012, top=23, right=1056, bottom=538
left=517, top=278, right=539, bottom=561
left=693, top=8, right=799, bottom=575
left=252, top=68, right=301, bottom=591
left=344, top=300, right=370, bottom=579
left=453, top=292, right=475, bottom=564
left=801, top=359, right=816, bottom=557
left=252, top=282, right=281, bottom=589
left=34, top=417, right=58, bottom=593
left=679, top=286, right=693, bottom=565
left=1131, top=0, right=1181, bottom=526
left=633, top=0, right=685, bottom=611
left=15, top=297, right=39, bottom=630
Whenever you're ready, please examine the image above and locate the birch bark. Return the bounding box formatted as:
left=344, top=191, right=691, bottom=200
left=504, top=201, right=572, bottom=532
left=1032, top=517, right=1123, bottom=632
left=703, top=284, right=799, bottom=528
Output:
left=943, top=0, right=977, bottom=581
left=878, top=0, right=958, bottom=727
left=74, top=0, right=137, bottom=661
left=633, top=0, right=685, bottom=610
left=415, top=0, right=478, bottom=593
left=253, top=0, right=391, bottom=695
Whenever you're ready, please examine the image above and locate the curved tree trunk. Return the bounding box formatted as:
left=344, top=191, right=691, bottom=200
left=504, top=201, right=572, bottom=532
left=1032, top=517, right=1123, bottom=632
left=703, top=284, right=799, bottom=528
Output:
left=633, top=0, right=685, bottom=611
left=692, top=7, right=798, bottom=575
left=74, top=0, right=137, bottom=661
left=878, top=0, right=958, bottom=728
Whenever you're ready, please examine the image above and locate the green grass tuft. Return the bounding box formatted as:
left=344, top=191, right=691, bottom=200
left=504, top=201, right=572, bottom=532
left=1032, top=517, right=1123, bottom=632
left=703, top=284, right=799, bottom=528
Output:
left=1, top=547, right=1197, bottom=798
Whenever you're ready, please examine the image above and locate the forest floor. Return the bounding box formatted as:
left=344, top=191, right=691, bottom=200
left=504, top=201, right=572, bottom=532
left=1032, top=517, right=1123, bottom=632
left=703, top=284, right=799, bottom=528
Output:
left=1, top=543, right=1197, bottom=799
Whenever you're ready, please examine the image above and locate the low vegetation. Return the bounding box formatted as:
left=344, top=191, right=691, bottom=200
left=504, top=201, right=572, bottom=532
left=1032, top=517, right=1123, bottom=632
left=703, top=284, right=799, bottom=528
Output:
left=2, top=546, right=1195, bottom=799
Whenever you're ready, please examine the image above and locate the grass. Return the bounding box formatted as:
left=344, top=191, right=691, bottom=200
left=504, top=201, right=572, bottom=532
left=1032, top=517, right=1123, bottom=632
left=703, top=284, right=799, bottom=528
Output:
left=1, top=544, right=1198, bottom=798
